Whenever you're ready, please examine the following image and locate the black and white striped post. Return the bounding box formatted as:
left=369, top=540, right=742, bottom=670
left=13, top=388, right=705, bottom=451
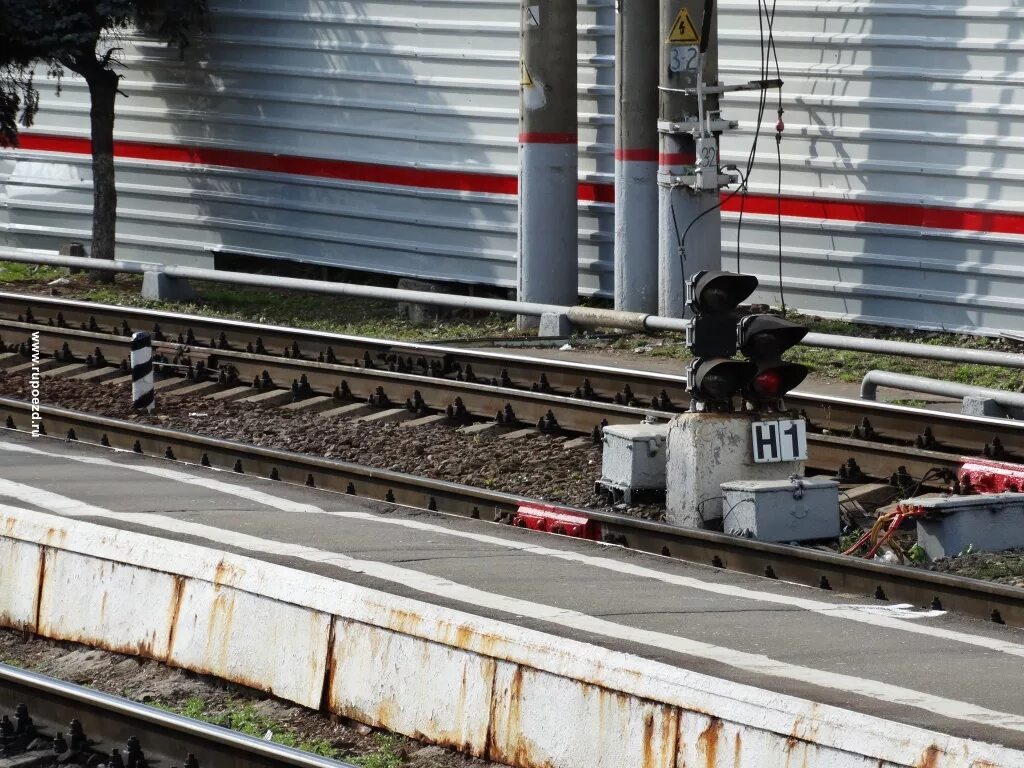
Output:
left=130, top=331, right=155, bottom=411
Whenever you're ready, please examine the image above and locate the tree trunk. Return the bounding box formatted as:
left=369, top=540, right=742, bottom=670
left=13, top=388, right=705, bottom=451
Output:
left=86, top=69, right=119, bottom=282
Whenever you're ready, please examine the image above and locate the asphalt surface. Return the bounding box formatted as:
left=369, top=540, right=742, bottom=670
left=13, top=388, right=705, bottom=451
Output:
left=1, top=429, right=1022, bottom=753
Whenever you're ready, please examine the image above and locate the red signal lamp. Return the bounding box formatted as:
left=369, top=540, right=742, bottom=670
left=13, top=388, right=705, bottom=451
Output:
left=746, top=363, right=808, bottom=403
left=752, top=369, right=782, bottom=396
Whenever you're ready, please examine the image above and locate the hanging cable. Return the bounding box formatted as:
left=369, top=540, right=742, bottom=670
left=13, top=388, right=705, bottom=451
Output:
left=676, top=174, right=747, bottom=283
left=735, top=0, right=771, bottom=271
left=776, top=114, right=786, bottom=315
left=766, top=0, right=786, bottom=315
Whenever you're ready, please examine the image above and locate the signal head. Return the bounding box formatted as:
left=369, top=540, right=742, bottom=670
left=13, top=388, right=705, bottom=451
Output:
left=687, top=271, right=759, bottom=315
left=738, top=314, right=809, bottom=360
left=687, top=358, right=757, bottom=410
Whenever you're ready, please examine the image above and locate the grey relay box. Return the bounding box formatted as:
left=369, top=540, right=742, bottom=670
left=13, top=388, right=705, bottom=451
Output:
left=720, top=477, right=840, bottom=543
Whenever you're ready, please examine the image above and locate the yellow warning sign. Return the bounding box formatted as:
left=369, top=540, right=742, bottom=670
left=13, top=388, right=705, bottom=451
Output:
left=666, top=8, right=700, bottom=44
left=520, top=60, right=534, bottom=87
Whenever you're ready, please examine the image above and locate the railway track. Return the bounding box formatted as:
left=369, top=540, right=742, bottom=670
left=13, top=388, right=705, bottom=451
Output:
left=0, top=662, right=350, bottom=767
left=2, top=292, right=1021, bottom=483
left=3, top=398, right=1022, bottom=628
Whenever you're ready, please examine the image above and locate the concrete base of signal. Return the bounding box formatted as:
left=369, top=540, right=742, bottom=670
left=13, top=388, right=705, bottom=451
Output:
left=666, top=412, right=805, bottom=529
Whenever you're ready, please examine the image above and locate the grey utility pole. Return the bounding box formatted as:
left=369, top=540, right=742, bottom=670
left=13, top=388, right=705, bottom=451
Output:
left=614, top=0, right=659, bottom=313
left=657, top=0, right=724, bottom=317
left=517, top=0, right=579, bottom=327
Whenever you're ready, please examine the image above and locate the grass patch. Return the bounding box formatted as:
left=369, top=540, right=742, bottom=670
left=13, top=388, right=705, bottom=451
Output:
left=0, top=261, right=65, bottom=283
left=350, top=734, right=407, bottom=768
left=937, top=553, right=1024, bottom=582
left=153, top=696, right=416, bottom=765
left=156, top=696, right=340, bottom=758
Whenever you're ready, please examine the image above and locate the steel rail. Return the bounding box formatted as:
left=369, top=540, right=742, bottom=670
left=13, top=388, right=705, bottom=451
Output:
left=3, top=293, right=1020, bottom=451
left=2, top=398, right=1022, bottom=628
left=0, top=314, right=1006, bottom=480
left=0, top=663, right=353, bottom=768
left=0, top=318, right=658, bottom=435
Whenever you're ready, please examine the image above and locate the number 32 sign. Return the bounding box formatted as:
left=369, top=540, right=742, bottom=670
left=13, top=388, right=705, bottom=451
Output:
left=751, top=419, right=808, bottom=463
left=669, top=45, right=699, bottom=73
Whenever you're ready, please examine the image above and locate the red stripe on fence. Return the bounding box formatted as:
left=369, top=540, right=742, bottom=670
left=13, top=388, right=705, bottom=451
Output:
left=12, top=133, right=1024, bottom=234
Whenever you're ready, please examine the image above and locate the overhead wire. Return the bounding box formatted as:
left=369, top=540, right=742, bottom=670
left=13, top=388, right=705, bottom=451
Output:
left=734, top=0, right=787, bottom=317
left=734, top=0, right=771, bottom=270
left=674, top=0, right=787, bottom=312
left=764, top=0, right=787, bottom=315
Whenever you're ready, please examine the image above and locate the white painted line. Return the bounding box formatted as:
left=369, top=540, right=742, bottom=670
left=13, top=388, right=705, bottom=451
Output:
left=2, top=440, right=1021, bottom=661
left=2, top=478, right=1024, bottom=737
left=2, top=499, right=1021, bottom=766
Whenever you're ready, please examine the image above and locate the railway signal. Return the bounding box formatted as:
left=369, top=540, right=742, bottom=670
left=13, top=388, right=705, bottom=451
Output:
left=738, top=314, right=809, bottom=408
left=685, top=270, right=757, bottom=410
left=685, top=270, right=757, bottom=358
left=685, top=270, right=809, bottom=411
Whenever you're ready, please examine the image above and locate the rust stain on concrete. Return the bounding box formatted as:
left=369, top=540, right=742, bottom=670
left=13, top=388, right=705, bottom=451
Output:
left=487, top=666, right=533, bottom=767
left=697, top=717, right=723, bottom=768
left=165, top=575, right=186, bottom=656
left=915, top=745, right=942, bottom=768
left=387, top=607, right=426, bottom=638
left=42, top=526, right=68, bottom=548
left=319, top=620, right=339, bottom=712
left=32, top=547, right=46, bottom=635
left=212, top=559, right=242, bottom=586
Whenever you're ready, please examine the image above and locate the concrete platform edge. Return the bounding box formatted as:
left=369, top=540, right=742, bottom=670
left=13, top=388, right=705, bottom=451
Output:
left=0, top=505, right=1017, bottom=768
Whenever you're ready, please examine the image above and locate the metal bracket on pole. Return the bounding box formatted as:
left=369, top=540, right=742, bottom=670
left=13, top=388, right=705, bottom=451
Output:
left=657, top=169, right=738, bottom=190
left=661, top=77, right=784, bottom=96
left=657, top=118, right=738, bottom=135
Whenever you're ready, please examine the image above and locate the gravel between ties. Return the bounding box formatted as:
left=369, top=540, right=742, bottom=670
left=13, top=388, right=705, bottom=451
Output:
left=0, top=370, right=627, bottom=514
left=8, top=370, right=1024, bottom=582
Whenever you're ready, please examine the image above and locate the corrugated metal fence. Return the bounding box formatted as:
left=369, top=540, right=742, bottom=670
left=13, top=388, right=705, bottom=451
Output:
left=719, top=0, right=1024, bottom=334
left=1, top=0, right=1023, bottom=333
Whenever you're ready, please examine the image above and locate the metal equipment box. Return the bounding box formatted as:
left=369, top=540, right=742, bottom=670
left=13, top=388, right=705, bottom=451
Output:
left=720, top=477, right=840, bottom=543
left=598, top=423, right=669, bottom=504
left=909, top=493, right=1024, bottom=560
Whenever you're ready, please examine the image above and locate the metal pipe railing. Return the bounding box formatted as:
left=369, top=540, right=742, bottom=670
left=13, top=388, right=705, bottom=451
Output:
left=860, top=370, right=1024, bottom=411
left=0, top=250, right=673, bottom=333
left=807, top=333, right=1024, bottom=370
left=4, top=249, right=1024, bottom=370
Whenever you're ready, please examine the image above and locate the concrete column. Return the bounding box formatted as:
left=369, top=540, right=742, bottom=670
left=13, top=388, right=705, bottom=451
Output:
left=657, top=0, right=722, bottom=317
left=614, top=0, right=659, bottom=313
left=517, top=0, right=579, bottom=328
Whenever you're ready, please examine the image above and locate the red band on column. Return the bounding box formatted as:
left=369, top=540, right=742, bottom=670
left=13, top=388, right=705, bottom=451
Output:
left=658, top=152, right=696, bottom=166
left=518, top=132, right=578, bottom=144
left=614, top=148, right=658, bottom=162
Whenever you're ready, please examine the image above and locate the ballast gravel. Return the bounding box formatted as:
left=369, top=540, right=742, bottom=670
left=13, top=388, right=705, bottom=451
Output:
left=7, top=370, right=1024, bottom=582
left=0, top=370, right=656, bottom=517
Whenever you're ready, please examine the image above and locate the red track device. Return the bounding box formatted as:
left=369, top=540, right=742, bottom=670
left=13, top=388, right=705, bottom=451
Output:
left=958, top=457, right=1024, bottom=494
left=512, top=503, right=602, bottom=540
